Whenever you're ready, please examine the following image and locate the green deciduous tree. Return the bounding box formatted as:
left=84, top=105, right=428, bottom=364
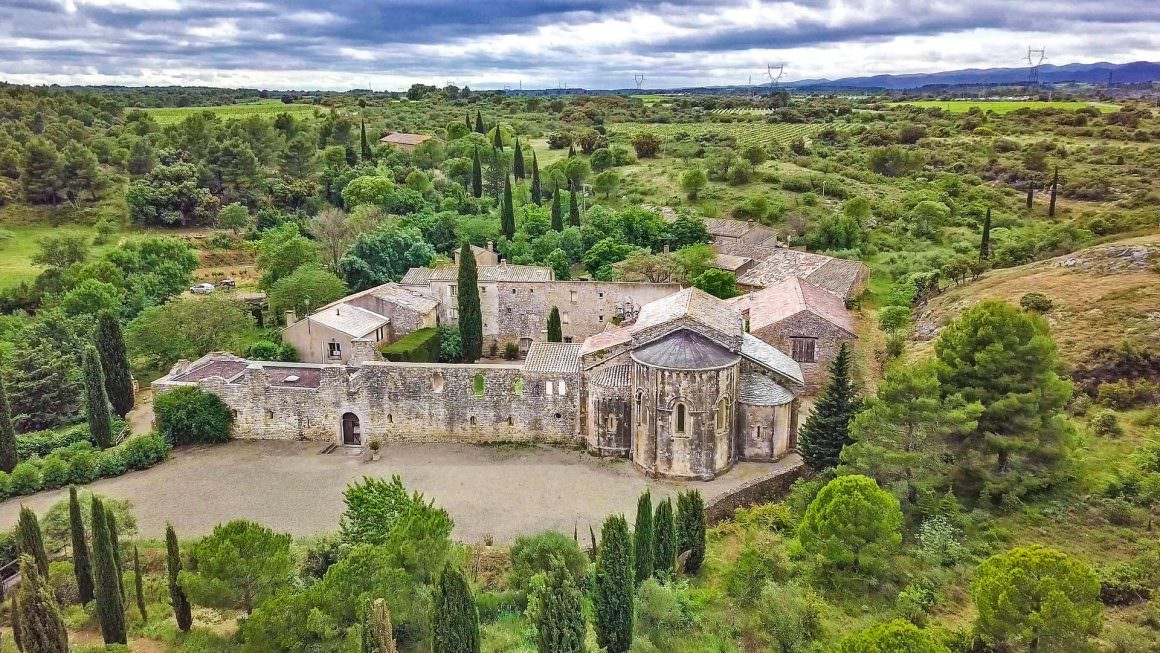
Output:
left=82, top=346, right=115, bottom=449
left=971, top=545, right=1101, bottom=651
left=797, top=475, right=902, bottom=578
left=547, top=307, right=562, bottom=343
left=457, top=242, right=483, bottom=362
left=153, top=385, right=234, bottom=445
left=693, top=268, right=740, bottom=299
left=338, top=225, right=436, bottom=291
left=633, top=491, right=654, bottom=585
left=0, top=373, right=16, bottom=472
left=256, top=222, right=321, bottom=289
left=339, top=475, right=430, bottom=546
left=593, top=515, right=633, bottom=653
left=69, top=486, right=95, bottom=604
left=799, top=342, right=861, bottom=471
left=96, top=311, right=135, bottom=418
left=267, top=265, right=348, bottom=319
left=528, top=559, right=585, bottom=653
left=14, top=556, right=69, bottom=653
left=181, top=520, right=294, bottom=614
left=680, top=168, right=708, bottom=200
left=836, top=619, right=949, bottom=653
left=17, top=506, right=49, bottom=577
left=433, top=565, right=480, bottom=653
left=91, top=497, right=127, bottom=644
left=166, top=523, right=193, bottom=631
left=653, top=498, right=677, bottom=578
left=676, top=490, right=706, bottom=574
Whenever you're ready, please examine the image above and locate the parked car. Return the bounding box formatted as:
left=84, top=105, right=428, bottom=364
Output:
left=190, top=283, right=216, bottom=295
left=217, top=278, right=236, bottom=289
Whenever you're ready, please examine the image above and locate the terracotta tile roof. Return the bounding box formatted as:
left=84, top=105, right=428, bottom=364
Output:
left=523, top=342, right=582, bottom=374
left=578, top=323, right=634, bottom=356
left=399, top=267, right=436, bottom=285
left=704, top=218, right=753, bottom=238
left=740, top=333, right=804, bottom=385
left=368, top=283, right=439, bottom=313
left=731, top=277, right=855, bottom=335
left=714, top=237, right=778, bottom=261
left=802, top=258, right=868, bottom=299
left=633, top=287, right=744, bottom=339
left=309, top=303, right=389, bottom=337
left=172, top=359, right=248, bottom=383
left=379, top=132, right=431, bottom=146
left=262, top=366, right=322, bottom=389
left=738, top=373, right=795, bottom=405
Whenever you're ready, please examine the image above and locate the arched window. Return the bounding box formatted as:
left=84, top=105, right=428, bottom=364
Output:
left=636, top=391, right=644, bottom=425
left=507, top=416, right=514, bottom=426
left=716, top=397, right=729, bottom=432
left=387, top=414, right=394, bottom=424
left=674, top=403, right=686, bottom=434
left=470, top=416, right=477, bottom=426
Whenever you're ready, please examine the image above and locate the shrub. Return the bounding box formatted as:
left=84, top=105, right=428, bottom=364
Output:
left=118, top=433, right=170, bottom=470
left=154, top=386, right=233, bottom=445
left=635, top=578, right=695, bottom=649
left=1099, top=562, right=1153, bottom=605
left=40, top=453, right=71, bottom=490
left=16, top=423, right=97, bottom=459
left=1098, top=378, right=1158, bottom=409
left=755, top=581, right=826, bottom=652
left=509, top=531, right=588, bottom=592
left=733, top=502, right=795, bottom=533
left=725, top=532, right=790, bottom=604
left=69, top=448, right=100, bottom=484
left=1019, top=292, right=1053, bottom=313
left=10, top=460, right=42, bottom=494
left=1090, top=409, right=1123, bottom=437
left=916, top=516, right=964, bottom=566
left=97, top=448, right=127, bottom=477
left=0, top=471, right=10, bottom=500
left=631, top=133, right=662, bottom=158
left=896, top=581, right=937, bottom=624
left=503, top=342, right=519, bottom=360
left=381, top=328, right=440, bottom=363
left=836, top=620, right=949, bottom=653
left=475, top=589, right=526, bottom=621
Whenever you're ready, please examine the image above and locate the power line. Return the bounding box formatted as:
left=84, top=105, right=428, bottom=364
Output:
left=1026, top=46, right=1046, bottom=86
left=633, top=74, right=645, bottom=91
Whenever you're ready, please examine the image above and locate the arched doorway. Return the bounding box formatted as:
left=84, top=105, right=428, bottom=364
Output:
left=341, top=412, right=361, bottom=446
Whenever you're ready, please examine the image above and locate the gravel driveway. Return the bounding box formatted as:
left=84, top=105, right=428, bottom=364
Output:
left=0, top=441, right=799, bottom=544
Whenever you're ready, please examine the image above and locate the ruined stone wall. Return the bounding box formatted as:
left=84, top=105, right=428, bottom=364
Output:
left=703, top=460, right=807, bottom=524
left=751, top=312, right=853, bottom=394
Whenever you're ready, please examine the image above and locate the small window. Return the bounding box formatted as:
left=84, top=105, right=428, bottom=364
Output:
left=557, top=381, right=567, bottom=396
left=570, top=291, right=578, bottom=303
left=480, top=286, right=486, bottom=293
left=564, top=336, right=573, bottom=343
left=790, top=337, right=817, bottom=363
left=756, top=425, right=763, bottom=439
left=511, top=288, right=517, bottom=294
left=450, top=284, right=457, bottom=297
left=636, top=392, right=643, bottom=424
left=432, top=372, right=445, bottom=393
left=598, top=291, right=604, bottom=298
left=231, top=409, right=238, bottom=418
left=606, top=414, right=616, bottom=430
left=562, top=312, right=570, bottom=324
left=470, top=416, right=477, bottom=425
left=545, top=382, right=553, bottom=396
left=716, top=398, right=729, bottom=431
left=507, top=307, right=512, bottom=314
left=387, top=414, right=394, bottom=423
left=328, top=342, right=342, bottom=359
left=675, top=403, right=686, bottom=434
left=598, top=315, right=604, bottom=322
left=507, top=416, right=514, bottom=426
left=266, top=409, right=274, bottom=420
left=375, top=327, right=384, bottom=341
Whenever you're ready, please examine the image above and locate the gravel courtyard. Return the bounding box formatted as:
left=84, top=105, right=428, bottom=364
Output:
left=0, top=441, right=799, bottom=543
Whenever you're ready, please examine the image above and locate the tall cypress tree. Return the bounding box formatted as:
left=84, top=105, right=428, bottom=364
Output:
left=14, top=556, right=69, bottom=653
left=567, top=143, right=576, bottom=158
left=501, top=175, right=516, bottom=240
left=1048, top=166, right=1059, bottom=218
left=166, top=523, right=193, bottom=632
left=530, top=151, right=542, bottom=205
left=474, top=110, right=485, bottom=134
left=531, top=559, right=585, bottom=653
left=653, top=499, right=676, bottom=579
left=633, top=491, right=654, bottom=585
left=471, top=147, right=483, bottom=199
left=1025, top=182, right=1034, bottom=209
left=91, top=497, right=127, bottom=645
left=17, top=506, right=49, bottom=577
left=0, top=372, right=17, bottom=473
left=676, top=490, right=706, bottom=574
left=546, top=307, right=563, bottom=343
left=465, top=111, right=472, bottom=130
left=432, top=566, right=480, bottom=653
left=82, top=346, right=114, bottom=449
left=360, top=117, right=372, bottom=161
left=593, top=515, right=633, bottom=653
left=550, top=185, right=564, bottom=232
left=457, top=242, right=483, bottom=363
left=69, top=486, right=95, bottom=604
left=979, top=206, right=992, bottom=261
left=107, top=510, right=125, bottom=600
left=133, top=545, right=147, bottom=621
left=10, top=593, right=22, bottom=653
left=567, top=181, right=581, bottom=227
left=798, top=342, right=861, bottom=471
left=512, top=137, right=525, bottom=180
left=491, top=125, right=504, bottom=151
left=95, top=311, right=134, bottom=418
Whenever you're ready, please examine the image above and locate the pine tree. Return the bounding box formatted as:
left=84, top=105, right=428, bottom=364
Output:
left=457, top=242, right=483, bottom=363
left=82, top=346, right=115, bottom=449
left=471, top=148, right=483, bottom=199
left=798, top=342, right=861, bottom=471
left=633, top=491, right=654, bottom=585
left=0, top=372, right=17, bottom=473
left=17, top=506, right=49, bottom=577
left=492, top=125, right=504, bottom=151
left=567, top=181, right=581, bottom=227
left=653, top=498, right=676, bottom=578
left=7, top=345, right=82, bottom=433
left=676, top=490, right=706, bottom=574
left=547, top=307, right=563, bottom=343
left=432, top=566, right=480, bottom=653
left=531, top=151, right=543, bottom=205
left=512, top=137, right=525, bottom=180
left=500, top=175, right=516, bottom=240
left=107, top=510, right=125, bottom=600
left=166, top=523, right=192, bottom=632
left=95, top=311, right=134, bottom=418
left=550, top=185, right=564, bottom=232
left=1048, top=166, right=1059, bottom=218
left=474, top=110, right=485, bottom=134
left=593, top=515, right=633, bottom=653
left=14, top=556, right=69, bottom=653
left=69, top=487, right=95, bottom=604
left=91, top=498, right=127, bottom=644
left=132, top=545, right=147, bottom=622
left=531, top=559, right=585, bottom=653
left=362, top=598, right=397, bottom=653
left=979, top=206, right=992, bottom=261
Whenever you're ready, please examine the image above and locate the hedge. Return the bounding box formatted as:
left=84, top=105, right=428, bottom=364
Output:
left=380, top=328, right=440, bottom=363
left=0, top=434, right=170, bottom=501
left=16, top=420, right=128, bottom=459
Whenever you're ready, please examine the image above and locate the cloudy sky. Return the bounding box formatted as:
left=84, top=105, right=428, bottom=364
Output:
left=1, top=0, right=1158, bottom=91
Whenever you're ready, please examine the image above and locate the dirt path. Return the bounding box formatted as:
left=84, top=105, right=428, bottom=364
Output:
left=127, top=388, right=154, bottom=435
left=0, top=441, right=799, bottom=544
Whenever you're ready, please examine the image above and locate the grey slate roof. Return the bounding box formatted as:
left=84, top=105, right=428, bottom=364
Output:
left=369, top=283, right=439, bottom=313
left=309, top=303, right=389, bottom=337
left=740, top=333, right=804, bottom=386
left=523, top=342, right=582, bottom=374
left=399, top=267, right=436, bottom=285
left=736, top=249, right=868, bottom=300
left=631, top=330, right=740, bottom=370
left=401, top=263, right=553, bottom=285
left=738, top=373, right=795, bottom=406
left=589, top=364, right=631, bottom=388
left=633, top=287, right=744, bottom=340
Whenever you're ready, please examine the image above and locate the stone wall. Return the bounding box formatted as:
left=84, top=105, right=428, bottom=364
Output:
left=703, top=460, right=807, bottom=524
left=751, top=312, right=853, bottom=394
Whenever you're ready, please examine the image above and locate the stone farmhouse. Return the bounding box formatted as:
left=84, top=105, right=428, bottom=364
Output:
left=155, top=288, right=805, bottom=481
left=377, top=132, right=432, bottom=152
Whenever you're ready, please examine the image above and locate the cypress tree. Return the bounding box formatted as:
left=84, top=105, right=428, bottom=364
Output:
left=550, top=184, right=564, bottom=232
left=633, top=491, right=654, bottom=585
left=95, top=311, right=134, bottom=418
left=432, top=565, right=480, bottom=653
left=474, top=110, right=485, bottom=134
left=653, top=498, right=676, bottom=579
left=165, top=523, right=192, bottom=632
left=676, top=490, right=706, bottom=574
left=1048, top=166, right=1059, bottom=218
left=588, top=524, right=598, bottom=560
left=11, top=593, right=22, bottom=653
left=17, top=506, right=49, bottom=577
left=547, top=307, right=562, bottom=343
left=501, top=176, right=516, bottom=240
left=360, top=116, right=372, bottom=161
left=1025, top=182, right=1034, bottom=209
left=362, top=598, right=397, bottom=653
left=512, top=137, right=525, bottom=180
left=979, top=206, right=992, bottom=261
left=567, top=181, right=581, bottom=227
left=457, top=242, right=483, bottom=362
left=593, top=515, right=633, bottom=653
left=107, top=510, right=125, bottom=600
left=531, top=559, right=585, bottom=653
left=798, top=342, right=861, bottom=471
left=471, top=147, right=483, bottom=199
left=567, top=143, right=576, bottom=158
left=0, top=372, right=17, bottom=473
left=69, top=487, right=95, bottom=604
left=133, top=546, right=147, bottom=622
left=14, top=556, right=69, bottom=653
left=82, top=346, right=115, bottom=449
left=531, top=151, right=542, bottom=205
left=492, top=125, right=504, bottom=151
left=91, top=497, right=127, bottom=645
left=465, top=111, right=472, bottom=130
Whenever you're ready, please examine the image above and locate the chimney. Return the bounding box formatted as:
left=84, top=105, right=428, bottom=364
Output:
left=487, top=240, right=494, bottom=252
left=335, top=307, right=341, bottom=316
left=746, top=219, right=754, bottom=228
left=284, top=310, right=297, bottom=326
left=662, top=243, right=670, bottom=254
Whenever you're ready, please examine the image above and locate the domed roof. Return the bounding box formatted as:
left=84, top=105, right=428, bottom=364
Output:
left=738, top=373, right=795, bottom=406
left=631, top=330, right=740, bottom=370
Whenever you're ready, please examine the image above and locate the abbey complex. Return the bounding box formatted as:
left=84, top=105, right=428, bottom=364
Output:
left=155, top=225, right=866, bottom=481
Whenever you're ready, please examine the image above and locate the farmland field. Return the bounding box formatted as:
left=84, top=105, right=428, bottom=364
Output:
left=135, top=99, right=319, bottom=124
left=606, top=120, right=819, bottom=147
left=893, top=99, right=1120, bottom=113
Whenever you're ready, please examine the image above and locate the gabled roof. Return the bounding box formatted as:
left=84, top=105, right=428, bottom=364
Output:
left=736, top=249, right=868, bottom=300
left=379, top=132, right=431, bottom=146
left=400, top=263, right=553, bottom=285
left=738, top=373, right=795, bottom=406
left=523, top=342, right=582, bottom=374
left=632, top=287, right=743, bottom=340
left=740, top=333, right=804, bottom=386
left=705, top=218, right=753, bottom=238
left=589, top=364, right=631, bottom=388
left=367, top=283, right=439, bottom=313
left=308, top=303, right=389, bottom=337
left=729, top=277, right=855, bottom=335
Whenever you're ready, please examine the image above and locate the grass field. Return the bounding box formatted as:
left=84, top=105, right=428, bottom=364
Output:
left=606, top=120, right=820, bottom=147
left=136, top=99, right=319, bottom=125
left=894, top=100, right=1120, bottom=114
